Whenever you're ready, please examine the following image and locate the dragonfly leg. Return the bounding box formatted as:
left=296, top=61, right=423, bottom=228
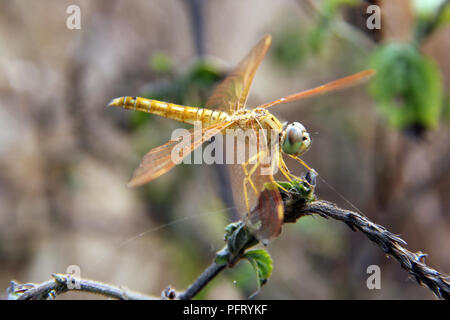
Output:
left=267, top=155, right=290, bottom=193
left=279, top=155, right=305, bottom=181
left=287, top=155, right=317, bottom=188
left=242, top=164, right=258, bottom=215
left=242, top=176, right=251, bottom=215
left=288, top=154, right=312, bottom=171
left=274, top=179, right=289, bottom=193
left=242, top=157, right=260, bottom=195
left=278, top=155, right=295, bottom=181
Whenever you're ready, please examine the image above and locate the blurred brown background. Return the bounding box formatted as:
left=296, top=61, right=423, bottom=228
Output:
left=0, top=0, right=449, bottom=299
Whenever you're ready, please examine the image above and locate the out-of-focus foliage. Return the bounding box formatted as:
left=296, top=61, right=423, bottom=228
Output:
left=150, top=52, right=173, bottom=74
left=414, top=0, right=450, bottom=44
left=272, top=27, right=308, bottom=71
left=148, top=59, right=223, bottom=107
left=309, top=0, right=360, bottom=53
left=272, top=0, right=449, bottom=137
left=438, top=4, right=450, bottom=25
left=413, top=0, right=448, bottom=19
left=444, top=93, right=450, bottom=123
left=322, top=0, right=361, bottom=14
left=369, top=43, right=443, bottom=131
left=272, top=0, right=361, bottom=70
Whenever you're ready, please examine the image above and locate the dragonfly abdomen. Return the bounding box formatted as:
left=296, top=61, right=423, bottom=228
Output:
left=108, top=96, right=230, bottom=126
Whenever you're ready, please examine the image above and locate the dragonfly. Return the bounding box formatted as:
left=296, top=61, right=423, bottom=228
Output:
left=108, top=34, right=375, bottom=244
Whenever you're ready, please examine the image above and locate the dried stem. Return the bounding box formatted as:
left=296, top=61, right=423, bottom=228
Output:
left=284, top=200, right=450, bottom=300
left=11, top=274, right=156, bottom=300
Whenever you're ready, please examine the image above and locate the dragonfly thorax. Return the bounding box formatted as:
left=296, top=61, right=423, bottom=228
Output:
left=230, top=108, right=282, bottom=130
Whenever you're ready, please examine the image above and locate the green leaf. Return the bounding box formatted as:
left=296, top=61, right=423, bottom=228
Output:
left=369, top=43, right=443, bottom=130
left=438, top=4, right=450, bottom=26
left=150, top=52, right=173, bottom=74
left=322, top=0, right=361, bottom=16
left=243, top=249, right=273, bottom=288
left=443, top=93, right=450, bottom=124
left=224, top=222, right=241, bottom=240
left=272, top=27, right=309, bottom=70
left=226, top=223, right=258, bottom=256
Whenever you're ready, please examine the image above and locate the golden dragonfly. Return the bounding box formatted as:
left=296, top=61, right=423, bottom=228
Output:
left=108, top=34, right=375, bottom=243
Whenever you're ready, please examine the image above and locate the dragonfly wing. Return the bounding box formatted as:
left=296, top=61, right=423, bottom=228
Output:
left=260, top=69, right=376, bottom=109
left=128, top=122, right=232, bottom=187
left=252, top=182, right=283, bottom=243
left=206, top=35, right=272, bottom=112
left=227, top=124, right=283, bottom=243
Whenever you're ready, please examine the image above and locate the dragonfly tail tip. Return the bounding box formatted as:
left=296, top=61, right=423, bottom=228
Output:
left=107, top=98, right=120, bottom=107
left=126, top=180, right=139, bottom=188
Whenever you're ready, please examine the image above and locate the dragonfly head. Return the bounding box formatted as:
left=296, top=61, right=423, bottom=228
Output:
left=281, top=122, right=311, bottom=156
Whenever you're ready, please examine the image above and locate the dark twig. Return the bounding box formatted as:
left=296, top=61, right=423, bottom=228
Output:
left=10, top=274, right=156, bottom=300
left=176, top=262, right=227, bottom=300
left=184, top=0, right=206, bottom=57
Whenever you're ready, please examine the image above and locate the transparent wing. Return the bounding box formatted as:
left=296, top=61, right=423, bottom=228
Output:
left=226, top=122, right=283, bottom=243
left=206, top=34, right=272, bottom=112
left=260, top=69, right=376, bottom=109
left=252, top=183, right=284, bottom=243
left=128, top=122, right=232, bottom=187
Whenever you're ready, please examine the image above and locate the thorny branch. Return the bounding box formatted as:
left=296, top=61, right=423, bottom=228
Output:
left=8, top=172, right=449, bottom=300
left=284, top=200, right=450, bottom=300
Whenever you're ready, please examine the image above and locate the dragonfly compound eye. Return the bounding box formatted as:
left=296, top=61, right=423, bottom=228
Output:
left=282, top=122, right=311, bottom=155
